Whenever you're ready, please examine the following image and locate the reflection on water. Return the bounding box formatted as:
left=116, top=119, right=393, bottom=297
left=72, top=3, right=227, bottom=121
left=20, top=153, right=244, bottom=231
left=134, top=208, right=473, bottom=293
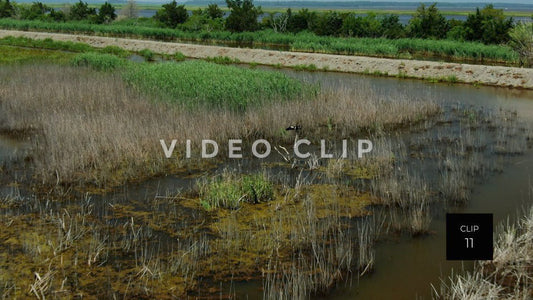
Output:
left=284, top=69, right=533, bottom=121
left=0, top=134, right=28, bottom=163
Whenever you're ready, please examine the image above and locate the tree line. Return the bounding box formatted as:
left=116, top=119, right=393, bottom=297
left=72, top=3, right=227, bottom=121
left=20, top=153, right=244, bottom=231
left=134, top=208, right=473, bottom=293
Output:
left=265, top=3, right=520, bottom=45
left=0, top=0, right=116, bottom=23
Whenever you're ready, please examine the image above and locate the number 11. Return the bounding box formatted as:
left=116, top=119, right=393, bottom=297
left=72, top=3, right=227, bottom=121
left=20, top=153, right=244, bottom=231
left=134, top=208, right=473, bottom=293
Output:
left=465, top=237, right=474, bottom=248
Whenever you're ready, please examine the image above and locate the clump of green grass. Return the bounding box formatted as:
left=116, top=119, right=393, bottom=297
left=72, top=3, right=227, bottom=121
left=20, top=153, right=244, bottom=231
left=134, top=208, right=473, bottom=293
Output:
left=293, top=64, right=317, bottom=71
left=396, top=71, right=408, bottom=78
left=240, top=174, right=275, bottom=204
left=205, top=56, right=241, bottom=65
left=173, top=51, right=186, bottom=61
left=138, top=48, right=155, bottom=61
left=71, top=52, right=125, bottom=71
left=199, top=173, right=274, bottom=210
left=121, top=60, right=315, bottom=111
left=101, top=45, right=130, bottom=58
left=446, top=74, right=459, bottom=83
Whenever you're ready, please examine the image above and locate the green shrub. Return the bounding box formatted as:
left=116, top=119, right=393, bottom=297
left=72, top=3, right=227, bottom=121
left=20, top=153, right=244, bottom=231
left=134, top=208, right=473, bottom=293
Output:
left=508, top=23, right=533, bottom=67
left=173, top=51, right=186, bottom=61
left=71, top=52, right=125, bottom=71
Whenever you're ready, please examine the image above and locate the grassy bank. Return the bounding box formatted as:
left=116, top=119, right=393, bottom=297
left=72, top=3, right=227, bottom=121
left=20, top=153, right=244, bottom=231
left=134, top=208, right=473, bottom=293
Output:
left=0, top=19, right=519, bottom=64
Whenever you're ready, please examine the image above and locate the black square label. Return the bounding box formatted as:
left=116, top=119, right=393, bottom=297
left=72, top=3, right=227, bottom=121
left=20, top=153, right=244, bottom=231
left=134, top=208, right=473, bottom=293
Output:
left=446, top=213, right=493, bottom=260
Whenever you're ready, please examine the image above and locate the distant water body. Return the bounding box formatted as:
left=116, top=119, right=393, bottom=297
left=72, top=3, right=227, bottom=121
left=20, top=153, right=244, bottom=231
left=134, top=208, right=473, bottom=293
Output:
left=130, top=1, right=533, bottom=23
left=184, top=1, right=533, bottom=12
left=135, top=9, right=532, bottom=24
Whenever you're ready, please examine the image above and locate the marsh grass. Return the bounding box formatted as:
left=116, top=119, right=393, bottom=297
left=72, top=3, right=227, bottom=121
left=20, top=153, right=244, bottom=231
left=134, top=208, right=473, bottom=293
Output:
left=0, top=64, right=439, bottom=186
left=0, top=36, right=94, bottom=52
left=204, top=55, right=240, bottom=65
left=198, top=172, right=274, bottom=210
left=71, top=52, right=126, bottom=71
left=121, top=60, right=315, bottom=111
left=292, top=63, right=318, bottom=72
left=0, top=45, right=75, bottom=64
left=199, top=172, right=274, bottom=210
left=368, top=105, right=531, bottom=235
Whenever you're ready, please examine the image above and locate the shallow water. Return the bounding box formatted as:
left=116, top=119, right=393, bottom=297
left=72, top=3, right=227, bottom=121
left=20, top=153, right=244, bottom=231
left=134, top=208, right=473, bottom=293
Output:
left=224, top=70, right=533, bottom=299
left=325, top=150, right=533, bottom=299
left=0, top=134, right=28, bottom=163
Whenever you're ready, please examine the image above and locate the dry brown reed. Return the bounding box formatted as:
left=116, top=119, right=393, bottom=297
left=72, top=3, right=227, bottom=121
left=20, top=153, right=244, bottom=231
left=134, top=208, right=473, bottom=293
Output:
left=0, top=64, right=439, bottom=187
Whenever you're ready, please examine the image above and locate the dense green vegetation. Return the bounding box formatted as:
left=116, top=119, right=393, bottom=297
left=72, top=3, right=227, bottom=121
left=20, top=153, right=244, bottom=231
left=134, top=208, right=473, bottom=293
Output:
left=121, top=60, right=313, bottom=110
left=508, top=23, right=533, bottom=67
left=66, top=50, right=313, bottom=110
left=0, top=0, right=521, bottom=43
left=0, top=0, right=527, bottom=64
left=0, top=0, right=117, bottom=23
left=71, top=52, right=125, bottom=71
left=0, top=19, right=519, bottom=63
